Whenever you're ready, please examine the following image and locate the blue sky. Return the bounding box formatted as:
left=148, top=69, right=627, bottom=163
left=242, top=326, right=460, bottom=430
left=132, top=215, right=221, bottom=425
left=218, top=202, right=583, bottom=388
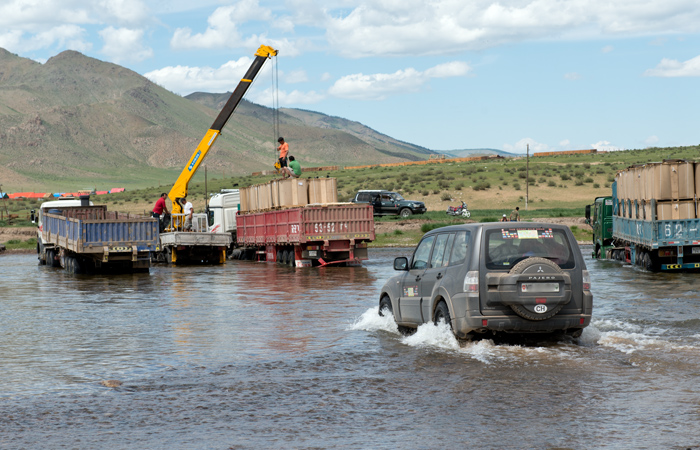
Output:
left=1, top=0, right=699, bottom=154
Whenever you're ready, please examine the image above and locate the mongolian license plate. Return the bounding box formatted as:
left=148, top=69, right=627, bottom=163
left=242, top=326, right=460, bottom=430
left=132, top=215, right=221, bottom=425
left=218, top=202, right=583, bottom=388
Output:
left=308, top=250, right=318, bottom=256
left=692, top=247, right=700, bottom=254
left=521, top=282, right=559, bottom=293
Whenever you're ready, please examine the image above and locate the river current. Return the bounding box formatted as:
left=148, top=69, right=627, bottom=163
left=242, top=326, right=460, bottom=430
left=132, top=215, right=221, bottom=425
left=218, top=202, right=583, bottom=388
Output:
left=1, top=249, right=700, bottom=449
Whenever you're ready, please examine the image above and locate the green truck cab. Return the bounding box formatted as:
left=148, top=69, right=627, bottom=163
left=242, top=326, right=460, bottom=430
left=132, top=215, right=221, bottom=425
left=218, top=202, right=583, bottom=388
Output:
left=585, top=196, right=614, bottom=259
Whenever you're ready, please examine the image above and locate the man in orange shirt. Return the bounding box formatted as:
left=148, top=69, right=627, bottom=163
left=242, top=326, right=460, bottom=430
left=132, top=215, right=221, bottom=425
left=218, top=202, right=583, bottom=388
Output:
left=277, top=137, right=289, bottom=170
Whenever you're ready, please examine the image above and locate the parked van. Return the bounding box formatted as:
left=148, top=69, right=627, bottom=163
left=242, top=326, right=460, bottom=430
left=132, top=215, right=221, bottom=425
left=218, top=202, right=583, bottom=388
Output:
left=379, top=223, right=593, bottom=339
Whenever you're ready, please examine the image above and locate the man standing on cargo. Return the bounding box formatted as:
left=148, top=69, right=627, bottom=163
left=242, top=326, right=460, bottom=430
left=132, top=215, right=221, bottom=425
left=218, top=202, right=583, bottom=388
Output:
left=182, top=197, right=193, bottom=231
left=509, top=206, right=520, bottom=222
left=277, top=137, right=289, bottom=170
left=152, top=193, right=169, bottom=232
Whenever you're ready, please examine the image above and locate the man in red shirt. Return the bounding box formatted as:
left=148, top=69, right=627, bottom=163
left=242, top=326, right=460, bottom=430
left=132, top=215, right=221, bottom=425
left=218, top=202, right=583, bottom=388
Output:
left=277, top=137, right=289, bottom=170
left=152, top=193, right=169, bottom=232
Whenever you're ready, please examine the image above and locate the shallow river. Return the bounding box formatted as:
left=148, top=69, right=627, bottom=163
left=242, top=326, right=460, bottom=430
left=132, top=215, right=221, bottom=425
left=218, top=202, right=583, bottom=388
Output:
left=2, top=249, right=700, bottom=449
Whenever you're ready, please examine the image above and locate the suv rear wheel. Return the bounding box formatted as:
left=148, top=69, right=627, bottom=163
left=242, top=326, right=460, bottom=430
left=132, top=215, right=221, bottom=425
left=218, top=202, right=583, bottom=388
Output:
left=433, top=301, right=452, bottom=328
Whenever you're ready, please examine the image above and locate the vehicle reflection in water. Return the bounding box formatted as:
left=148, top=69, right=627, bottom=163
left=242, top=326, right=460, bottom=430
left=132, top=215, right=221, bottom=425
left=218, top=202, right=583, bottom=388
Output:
left=2, top=248, right=700, bottom=449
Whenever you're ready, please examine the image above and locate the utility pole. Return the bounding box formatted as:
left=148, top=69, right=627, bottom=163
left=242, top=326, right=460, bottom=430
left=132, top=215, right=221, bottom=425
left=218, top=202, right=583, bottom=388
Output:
left=526, top=144, right=529, bottom=211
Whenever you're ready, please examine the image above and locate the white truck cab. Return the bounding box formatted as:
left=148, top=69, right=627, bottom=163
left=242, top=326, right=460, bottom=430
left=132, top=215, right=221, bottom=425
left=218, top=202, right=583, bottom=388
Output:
left=207, top=189, right=240, bottom=235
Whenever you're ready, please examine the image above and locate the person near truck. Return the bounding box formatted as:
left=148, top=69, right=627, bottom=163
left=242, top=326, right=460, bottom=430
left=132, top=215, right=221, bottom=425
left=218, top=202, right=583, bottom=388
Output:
left=510, top=206, right=520, bottom=222
left=284, top=155, right=301, bottom=178
left=152, top=193, right=169, bottom=232
left=277, top=137, right=289, bottom=169
left=182, top=197, right=193, bottom=231
left=501, top=214, right=508, bottom=222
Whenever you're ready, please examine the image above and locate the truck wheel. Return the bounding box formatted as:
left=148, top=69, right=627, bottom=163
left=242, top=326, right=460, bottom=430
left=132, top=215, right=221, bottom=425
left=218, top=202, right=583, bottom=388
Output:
left=433, top=301, right=452, bottom=329
left=399, top=208, right=413, bottom=218
left=287, top=249, right=295, bottom=267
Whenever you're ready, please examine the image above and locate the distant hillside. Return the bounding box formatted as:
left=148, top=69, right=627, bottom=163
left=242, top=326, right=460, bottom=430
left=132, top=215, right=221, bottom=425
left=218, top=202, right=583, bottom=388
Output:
left=185, top=94, right=433, bottom=162
left=441, top=148, right=515, bottom=158
left=0, top=49, right=437, bottom=191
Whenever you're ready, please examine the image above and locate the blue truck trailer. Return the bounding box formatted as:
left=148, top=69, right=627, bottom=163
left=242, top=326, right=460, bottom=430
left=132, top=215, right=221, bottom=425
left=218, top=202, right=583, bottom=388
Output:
left=586, top=181, right=700, bottom=271
left=36, top=197, right=159, bottom=274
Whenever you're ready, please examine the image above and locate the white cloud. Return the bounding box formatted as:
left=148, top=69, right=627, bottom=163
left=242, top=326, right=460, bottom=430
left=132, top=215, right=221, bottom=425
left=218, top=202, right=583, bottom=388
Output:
left=503, top=138, right=550, bottom=154
left=324, top=0, right=700, bottom=58
left=644, top=54, right=700, bottom=77
left=249, top=87, right=325, bottom=106
left=559, top=139, right=571, bottom=148
left=320, top=72, right=332, bottom=82
left=285, top=70, right=309, bottom=84
left=170, top=0, right=272, bottom=49
left=591, top=140, right=623, bottom=151
left=601, top=45, right=614, bottom=53
left=328, top=61, right=470, bottom=100
left=645, top=135, right=660, bottom=147
left=564, top=72, right=581, bottom=80
left=99, top=27, right=153, bottom=63
left=0, top=25, right=91, bottom=53
left=144, top=56, right=266, bottom=94
left=0, top=0, right=148, bottom=54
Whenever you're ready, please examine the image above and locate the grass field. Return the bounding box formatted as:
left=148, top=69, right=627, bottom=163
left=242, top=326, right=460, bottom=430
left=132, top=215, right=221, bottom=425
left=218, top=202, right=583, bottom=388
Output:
left=1, top=145, right=696, bottom=247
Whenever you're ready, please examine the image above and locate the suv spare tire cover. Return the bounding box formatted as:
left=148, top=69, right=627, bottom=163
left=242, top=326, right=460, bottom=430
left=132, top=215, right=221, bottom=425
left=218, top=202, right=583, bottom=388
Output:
left=507, top=257, right=568, bottom=321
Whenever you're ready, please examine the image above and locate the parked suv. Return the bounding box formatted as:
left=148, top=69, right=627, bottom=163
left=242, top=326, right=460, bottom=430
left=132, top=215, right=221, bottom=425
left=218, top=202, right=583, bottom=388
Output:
left=378, top=222, right=592, bottom=340
left=351, top=190, right=426, bottom=217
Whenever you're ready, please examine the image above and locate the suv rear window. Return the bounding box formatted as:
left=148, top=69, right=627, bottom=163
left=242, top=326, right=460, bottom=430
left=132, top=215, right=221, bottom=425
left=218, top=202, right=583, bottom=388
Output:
left=356, top=193, right=371, bottom=202
left=485, top=227, right=575, bottom=270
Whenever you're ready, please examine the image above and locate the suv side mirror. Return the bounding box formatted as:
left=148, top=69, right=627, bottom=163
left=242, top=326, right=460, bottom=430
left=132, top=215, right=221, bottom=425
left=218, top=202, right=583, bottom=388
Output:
left=584, top=205, right=591, bottom=224
left=30, top=209, right=36, bottom=224
left=393, top=257, right=408, bottom=271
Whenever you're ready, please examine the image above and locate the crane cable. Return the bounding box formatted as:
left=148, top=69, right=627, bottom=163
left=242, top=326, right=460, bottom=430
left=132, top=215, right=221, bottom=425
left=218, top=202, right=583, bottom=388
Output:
left=271, top=54, right=280, bottom=159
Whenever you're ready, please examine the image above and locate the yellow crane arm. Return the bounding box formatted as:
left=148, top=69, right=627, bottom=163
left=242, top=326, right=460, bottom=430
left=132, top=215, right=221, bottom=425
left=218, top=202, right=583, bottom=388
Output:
left=168, top=44, right=278, bottom=215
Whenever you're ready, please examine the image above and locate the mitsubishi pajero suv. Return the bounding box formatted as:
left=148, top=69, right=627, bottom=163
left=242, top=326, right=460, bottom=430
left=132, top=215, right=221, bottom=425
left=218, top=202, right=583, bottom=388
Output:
left=379, top=223, right=593, bottom=339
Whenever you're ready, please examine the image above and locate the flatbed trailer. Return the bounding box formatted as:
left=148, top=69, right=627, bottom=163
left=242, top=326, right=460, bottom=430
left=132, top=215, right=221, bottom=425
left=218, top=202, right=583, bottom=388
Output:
left=234, top=203, right=375, bottom=266
left=157, top=229, right=231, bottom=264
left=38, top=201, right=158, bottom=274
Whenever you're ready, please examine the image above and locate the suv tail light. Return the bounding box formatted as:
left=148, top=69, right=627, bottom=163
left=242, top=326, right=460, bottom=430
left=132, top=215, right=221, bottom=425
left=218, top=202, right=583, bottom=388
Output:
left=582, top=270, right=591, bottom=290
left=463, top=270, right=479, bottom=293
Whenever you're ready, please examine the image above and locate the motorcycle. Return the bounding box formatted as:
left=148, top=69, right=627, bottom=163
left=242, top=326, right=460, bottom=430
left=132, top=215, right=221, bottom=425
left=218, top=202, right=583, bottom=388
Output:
left=446, top=201, right=470, bottom=218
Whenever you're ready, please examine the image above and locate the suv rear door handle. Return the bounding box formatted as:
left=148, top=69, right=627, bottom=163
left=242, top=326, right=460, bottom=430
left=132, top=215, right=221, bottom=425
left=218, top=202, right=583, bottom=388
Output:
left=436, top=273, right=443, bottom=279
left=415, top=276, right=421, bottom=282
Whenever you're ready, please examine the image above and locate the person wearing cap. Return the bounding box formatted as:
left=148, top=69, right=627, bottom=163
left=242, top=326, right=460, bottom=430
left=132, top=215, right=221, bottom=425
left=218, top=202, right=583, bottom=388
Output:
left=501, top=214, right=508, bottom=222
left=277, top=137, right=289, bottom=170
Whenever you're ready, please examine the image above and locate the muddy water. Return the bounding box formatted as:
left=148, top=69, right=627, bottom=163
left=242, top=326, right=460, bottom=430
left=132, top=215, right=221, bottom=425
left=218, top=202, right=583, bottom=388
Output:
left=1, top=250, right=700, bottom=449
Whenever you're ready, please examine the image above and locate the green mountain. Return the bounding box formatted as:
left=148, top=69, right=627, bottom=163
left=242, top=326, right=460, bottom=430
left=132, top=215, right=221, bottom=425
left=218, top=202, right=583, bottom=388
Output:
left=0, top=49, right=435, bottom=192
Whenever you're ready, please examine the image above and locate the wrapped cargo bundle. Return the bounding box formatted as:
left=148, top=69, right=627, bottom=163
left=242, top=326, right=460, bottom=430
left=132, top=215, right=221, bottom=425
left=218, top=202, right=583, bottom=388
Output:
left=308, top=178, right=338, bottom=204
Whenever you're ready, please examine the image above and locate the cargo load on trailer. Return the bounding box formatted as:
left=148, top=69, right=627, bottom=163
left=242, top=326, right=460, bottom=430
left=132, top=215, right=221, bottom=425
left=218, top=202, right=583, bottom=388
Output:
left=586, top=159, right=700, bottom=271
left=216, top=177, right=375, bottom=267
left=35, top=196, right=158, bottom=274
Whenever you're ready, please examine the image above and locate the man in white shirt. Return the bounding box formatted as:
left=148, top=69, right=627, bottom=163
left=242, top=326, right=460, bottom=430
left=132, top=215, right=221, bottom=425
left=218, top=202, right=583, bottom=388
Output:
left=182, top=197, right=193, bottom=231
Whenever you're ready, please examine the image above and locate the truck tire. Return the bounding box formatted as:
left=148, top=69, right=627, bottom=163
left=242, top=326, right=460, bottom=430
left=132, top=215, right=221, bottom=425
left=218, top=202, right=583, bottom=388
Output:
left=399, top=208, right=413, bottom=218
left=287, top=249, right=295, bottom=267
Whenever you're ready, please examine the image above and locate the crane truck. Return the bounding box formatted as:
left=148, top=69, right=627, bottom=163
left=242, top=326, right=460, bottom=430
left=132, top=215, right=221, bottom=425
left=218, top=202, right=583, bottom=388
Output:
left=154, top=44, right=277, bottom=264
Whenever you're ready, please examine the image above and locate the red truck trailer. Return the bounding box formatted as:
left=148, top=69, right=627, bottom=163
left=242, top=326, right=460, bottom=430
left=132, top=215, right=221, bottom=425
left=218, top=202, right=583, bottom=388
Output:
left=234, top=203, right=375, bottom=267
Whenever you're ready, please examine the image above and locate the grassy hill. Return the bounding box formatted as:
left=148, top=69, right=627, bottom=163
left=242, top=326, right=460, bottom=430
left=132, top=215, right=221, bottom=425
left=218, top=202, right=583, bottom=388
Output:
left=0, top=49, right=437, bottom=192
